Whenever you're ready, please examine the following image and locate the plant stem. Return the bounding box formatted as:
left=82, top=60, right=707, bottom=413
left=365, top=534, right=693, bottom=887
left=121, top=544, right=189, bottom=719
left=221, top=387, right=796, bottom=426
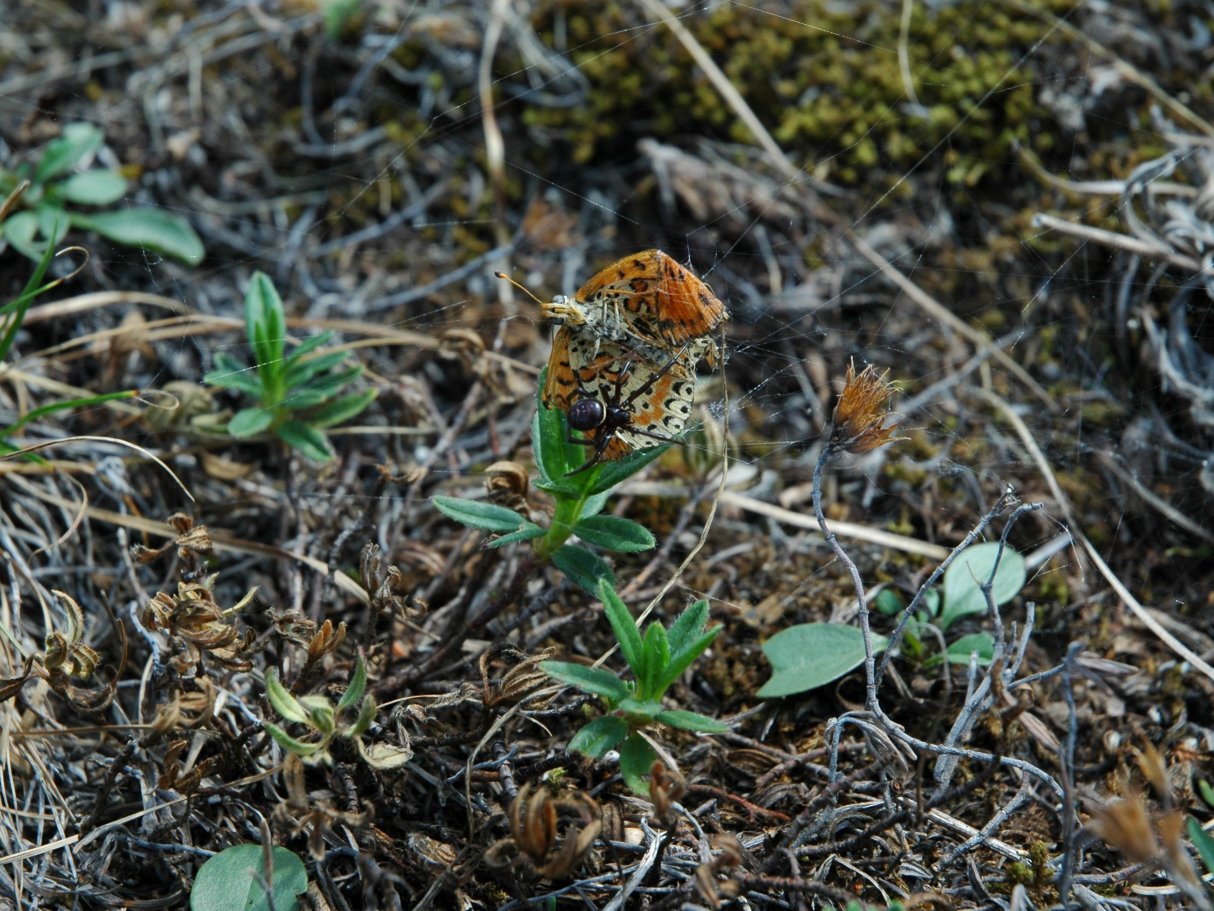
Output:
left=534, top=465, right=602, bottom=560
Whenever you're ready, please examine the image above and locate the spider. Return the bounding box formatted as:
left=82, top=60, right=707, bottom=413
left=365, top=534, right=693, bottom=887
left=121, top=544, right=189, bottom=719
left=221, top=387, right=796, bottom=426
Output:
left=561, top=339, right=696, bottom=476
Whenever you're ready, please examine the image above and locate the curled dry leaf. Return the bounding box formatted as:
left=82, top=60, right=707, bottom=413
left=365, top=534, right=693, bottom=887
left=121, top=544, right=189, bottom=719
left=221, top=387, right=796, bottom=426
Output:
left=130, top=512, right=213, bottom=564
left=479, top=643, right=558, bottom=709
left=361, top=543, right=426, bottom=619
left=648, top=759, right=686, bottom=823
left=484, top=460, right=530, bottom=515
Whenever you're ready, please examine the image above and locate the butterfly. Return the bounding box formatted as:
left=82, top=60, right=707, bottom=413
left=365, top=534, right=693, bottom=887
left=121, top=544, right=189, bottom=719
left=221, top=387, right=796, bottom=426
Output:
left=541, top=249, right=729, bottom=366
left=543, top=324, right=697, bottom=471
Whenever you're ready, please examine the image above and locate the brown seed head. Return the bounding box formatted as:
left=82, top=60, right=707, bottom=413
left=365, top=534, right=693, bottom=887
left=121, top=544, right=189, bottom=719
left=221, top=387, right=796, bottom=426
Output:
left=830, top=359, right=901, bottom=454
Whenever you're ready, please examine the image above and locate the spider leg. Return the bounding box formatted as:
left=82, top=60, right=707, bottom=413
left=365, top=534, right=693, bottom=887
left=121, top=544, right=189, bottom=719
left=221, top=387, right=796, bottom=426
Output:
left=565, top=428, right=616, bottom=475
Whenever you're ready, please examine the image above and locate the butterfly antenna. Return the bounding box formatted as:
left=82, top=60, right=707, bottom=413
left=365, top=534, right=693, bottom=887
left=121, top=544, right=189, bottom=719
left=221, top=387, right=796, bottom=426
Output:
left=493, top=271, right=547, bottom=307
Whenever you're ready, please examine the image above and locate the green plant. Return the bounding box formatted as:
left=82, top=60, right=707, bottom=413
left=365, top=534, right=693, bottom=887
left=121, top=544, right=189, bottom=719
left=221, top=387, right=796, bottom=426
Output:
left=204, top=272, right=376, bottom=462
left=1189, top=816, right=1214, bottom=879
left=540, top=578, right=727, bottom=794
left=190, top=843, right=308, bottom=911
left=756, top=541, right=1024, bottom=698
left=431, top=368, right=662, bottom=594
left=875, top=541, right=1027, bottom=668
left=0, top=123, right=203, bottom=265
left=758, top=623, right=889, bottom=698
left=0, top=205, right=138, bottom=455
left=263, top=657, right=411, bottom=769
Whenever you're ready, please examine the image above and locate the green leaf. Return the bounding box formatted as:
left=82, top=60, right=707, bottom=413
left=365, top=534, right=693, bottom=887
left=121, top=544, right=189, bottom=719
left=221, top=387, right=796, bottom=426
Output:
left=262, top=722, right=323, bottom=759
left=758, top=623, right=888, bottom=699
left=939, top=542, right=1027, bottom=631
left=275, top=421, right=334, bottom=461
left=37, top=206, right=70, bottom=246
left=927, top=632, right=995, bottom=668
left=598, top=579, right=644, bottom=679
left=346, top=693, right=376, bottom=737
left=336, top=658, right=367, bottom=713
left=265, top=672, right=309, bottom=725
left=587, top=444, right=671, bottom=495
left=1, top=211, right=44, bottom=261
left=665, top=599, right=709, bottom=659
left=244, top=272, right=286, bottom=370
left=637, top=623, right=669, bottom=700
left=923, top=588, right=942, bottom=617
left=540, top=660, right=629, bottom=702
left=281, top=331, right=333, bottom=364
left=533, top=369, right=575, bottom=481
left=305, top=389, right=376, bottom=429
left=1187, top=816, right=1214, bottom=877
left=279, top=388, right=334, bottom=411
left=323, top=0, right=364, bottom=38
left=1199, top=779, right=1214, bottom=809
left=572, top=515, right=656, bottom=553
left=204, top=354, right=264, bottom=396
left=190, top=843, right=308, bottom=911
left=0, top=228, right=60, bottom=364
left=550, top=545, right=614, bottom=595
left=616, top=696, right=662, bottom=721
left=618, top=733, right=658, bottom=796
left=874, top=588, right=904, bottom=617
left=283, top=349, right=348, bottom=388
left=59, top=170, right=128, bottom=205
left=579, top=489, right=610, bottom=519
left=655, top=709, right=730, bottom=734
left=656, top=624, right=720, bottom=694
left=35, top=123, right=103, bottom=183
left=567, top=715, right=628, bottom=759
left=227, top=408, right=274, bottom=437
left=70, top=209, right=204, bottom=265
left=432, top=496, right=525, bottom=534
left=486, top=522, right=547, bottom=549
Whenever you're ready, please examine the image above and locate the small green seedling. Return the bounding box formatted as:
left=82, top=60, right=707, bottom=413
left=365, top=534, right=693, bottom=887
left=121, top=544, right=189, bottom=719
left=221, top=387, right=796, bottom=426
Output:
left=263, top=657, right=410, bottom=769
left=876, top=541, right=1027, bottom=668
left=0, top=123, right=203, bottom=265
left=541, top=578, right=727, bottom=795
left=204, top=272, right=376, bottom=462
left=432, top=369, right=662, bottom=594
left=190, top=843, right=308, bottom=911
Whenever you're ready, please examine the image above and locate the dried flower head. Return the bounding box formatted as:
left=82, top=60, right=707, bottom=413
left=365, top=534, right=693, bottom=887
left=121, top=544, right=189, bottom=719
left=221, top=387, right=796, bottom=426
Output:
left=830, top=359, right=901, bottom=455
left=485, top=782, right=601, bottom=878
left=142, top=577, right=256, bottom=672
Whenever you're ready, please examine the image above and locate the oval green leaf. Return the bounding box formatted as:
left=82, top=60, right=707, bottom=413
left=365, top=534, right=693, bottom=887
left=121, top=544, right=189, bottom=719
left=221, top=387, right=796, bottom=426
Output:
left=71, top=208, right=204, bottom=265
left=431, top=496, right=524, bottom=533
left=568, top=715, right=629, bottom=759
left=618, top=732, right=659, bottom=796
left=35, top=123, right=103, bottom=183
left=551, top=544, right=614, bottom=595
left=228, top=408, right=273, bottom=437
left=190, top=843, right=308, bottom=911
left=758, top=622, right=887, bottom=698
left=59, top=170, right=128, bottom=205
left=940, top=542, right=1026, bottom=630
left=572, top=515, right=656, bottom=552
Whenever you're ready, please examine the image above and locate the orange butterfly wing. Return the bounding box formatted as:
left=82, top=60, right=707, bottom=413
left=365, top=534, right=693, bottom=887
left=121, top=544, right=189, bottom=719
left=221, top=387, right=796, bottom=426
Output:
left=574, top=249, right=729, bottom=349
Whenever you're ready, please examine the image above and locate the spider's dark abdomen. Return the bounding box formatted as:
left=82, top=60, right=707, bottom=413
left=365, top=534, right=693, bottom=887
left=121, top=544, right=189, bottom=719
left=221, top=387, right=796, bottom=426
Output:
left=568, top=398, right=606, bottom=431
